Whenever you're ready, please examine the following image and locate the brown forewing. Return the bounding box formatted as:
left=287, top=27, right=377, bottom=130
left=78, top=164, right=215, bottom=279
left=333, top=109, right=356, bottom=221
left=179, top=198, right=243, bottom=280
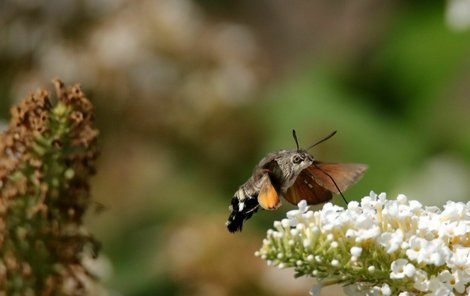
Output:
left=284, top=162, right=367, bottom=205
left=307, top=162, right=368, bottom=193
left=284, top=170, right=333, bottom=205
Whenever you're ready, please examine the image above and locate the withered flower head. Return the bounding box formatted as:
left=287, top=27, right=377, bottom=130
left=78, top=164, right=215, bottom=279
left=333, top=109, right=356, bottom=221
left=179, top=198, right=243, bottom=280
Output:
left=0, top=80, right=100, bottom=295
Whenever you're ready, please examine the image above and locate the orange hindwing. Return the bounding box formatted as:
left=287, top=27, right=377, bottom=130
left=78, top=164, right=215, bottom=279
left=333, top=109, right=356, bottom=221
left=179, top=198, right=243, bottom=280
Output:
left=257, top=174, right=281, bottom=210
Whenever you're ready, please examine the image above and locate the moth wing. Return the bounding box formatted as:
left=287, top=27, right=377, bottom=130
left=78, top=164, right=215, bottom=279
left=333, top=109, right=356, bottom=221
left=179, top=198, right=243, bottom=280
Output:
left=284, top=170, right=333, bottom=205
left=257, top=174, right=281, bottom=210
left=306, top=162, right=368, bottom=194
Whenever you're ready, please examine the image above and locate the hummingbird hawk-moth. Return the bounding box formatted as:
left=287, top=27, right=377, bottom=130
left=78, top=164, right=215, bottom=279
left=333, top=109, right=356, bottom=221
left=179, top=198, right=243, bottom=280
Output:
left=226, top=130, right=367, bottom=232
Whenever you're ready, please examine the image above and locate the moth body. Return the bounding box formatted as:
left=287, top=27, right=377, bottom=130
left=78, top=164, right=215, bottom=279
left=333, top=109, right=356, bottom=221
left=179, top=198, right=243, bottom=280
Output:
left=226, top=131, right=368, bottom=233
left=226, top=149, right=315, bottom=232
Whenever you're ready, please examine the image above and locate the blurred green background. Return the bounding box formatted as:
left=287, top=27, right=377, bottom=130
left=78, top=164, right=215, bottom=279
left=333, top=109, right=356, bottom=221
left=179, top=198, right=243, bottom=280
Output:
left=1, top=0, right=470, bottom=295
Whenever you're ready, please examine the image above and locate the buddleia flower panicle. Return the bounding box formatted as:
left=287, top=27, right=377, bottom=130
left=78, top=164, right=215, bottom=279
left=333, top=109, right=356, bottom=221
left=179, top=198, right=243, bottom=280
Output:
left=256, top=192, right=470, bottom=296
left=0, top=80, right=100, bottom=295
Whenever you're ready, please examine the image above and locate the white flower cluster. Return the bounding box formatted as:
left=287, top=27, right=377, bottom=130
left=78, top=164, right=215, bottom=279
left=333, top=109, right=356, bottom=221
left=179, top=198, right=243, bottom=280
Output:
left=255, top=192, right=470, bottom=296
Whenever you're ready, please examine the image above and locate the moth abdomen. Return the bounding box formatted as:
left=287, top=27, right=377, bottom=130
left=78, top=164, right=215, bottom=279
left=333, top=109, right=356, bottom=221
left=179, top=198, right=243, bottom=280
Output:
left=226, top=192, right=259, bottom=233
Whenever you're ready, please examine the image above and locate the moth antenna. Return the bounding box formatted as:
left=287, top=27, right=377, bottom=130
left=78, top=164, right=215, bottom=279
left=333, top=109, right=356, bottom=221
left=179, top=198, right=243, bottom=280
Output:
left=312, top=162, right=349, bottom=205
left=307, top=130, right=337, bottom=150
left=292, top=129, right=300, bottom=151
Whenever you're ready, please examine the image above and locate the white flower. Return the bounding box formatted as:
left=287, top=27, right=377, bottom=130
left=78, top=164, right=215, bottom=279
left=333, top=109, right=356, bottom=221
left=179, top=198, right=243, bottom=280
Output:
left=258, top=192, right=470, bottom=296
left=438, top=270, right=469, bottom=294
left=319, top=203, right=346, bottom=231
left=347, top=201, right=360, bottom=211
left=286, top=200, right=308, bottom=218
left=280, top=218, right=290, bottom=228
left=379, top=284, right=391, bottom=296
left=406, top=236, right=427, bottom=263
left=405, top=237, right=450, bottom=266
left=441, top=201, right=470, bottom=221
left=447, top=246, right=470, bottom=270
left=412, top=269, right=429, bottom=292
left=396, top=194, right=408, bottom=204
left=350, top=246, right=362, bottom=257
left=390, top=259, right=416, bottom=279
left=286, top=199, right=309, bottom=226
left=355, top=225, right=381, bottom=242
left=360, top=191, right=387, bottom=210
left=438, top=221, right=469, bottom=239
left=377, top=192, right=388, bottom=207
left=417, top=213, right=441, bottom=235
left=366, top=283, right=392, bottom=296
left=378, top=229, right=404, bottom=253
left=303, top=238, right=311, bottom=247
left=360, top=193, right=374, bottom=209
left=408, top=199, right=422, bottom=211
left=422, top=239, right=451, bottom=266
left=428, top=276, right=453, bottom=295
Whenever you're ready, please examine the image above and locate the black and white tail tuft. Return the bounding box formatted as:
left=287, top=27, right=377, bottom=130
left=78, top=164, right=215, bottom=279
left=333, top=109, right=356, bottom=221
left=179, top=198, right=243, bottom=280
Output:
left=226, top=196, right=259, bottom=233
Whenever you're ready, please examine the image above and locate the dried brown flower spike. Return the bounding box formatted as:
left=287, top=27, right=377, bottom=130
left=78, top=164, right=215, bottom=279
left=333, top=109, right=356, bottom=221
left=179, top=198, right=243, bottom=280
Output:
left=0, top=80, right=100, bottom=295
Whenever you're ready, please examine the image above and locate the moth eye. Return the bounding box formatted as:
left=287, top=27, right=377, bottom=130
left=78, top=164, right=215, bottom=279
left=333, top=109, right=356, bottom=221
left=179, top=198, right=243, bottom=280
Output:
left=293, top=155, right=302, bottom=164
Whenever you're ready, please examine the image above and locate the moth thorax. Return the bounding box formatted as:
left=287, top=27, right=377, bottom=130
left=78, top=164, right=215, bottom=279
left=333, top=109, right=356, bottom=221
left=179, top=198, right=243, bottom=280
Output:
left=280, top=169, right=301, bottom=191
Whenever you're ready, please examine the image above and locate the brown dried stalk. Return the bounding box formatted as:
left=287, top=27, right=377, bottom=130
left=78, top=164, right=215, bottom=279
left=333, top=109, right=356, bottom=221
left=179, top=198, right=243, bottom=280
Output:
left=0, top=80, right=100, bottom=295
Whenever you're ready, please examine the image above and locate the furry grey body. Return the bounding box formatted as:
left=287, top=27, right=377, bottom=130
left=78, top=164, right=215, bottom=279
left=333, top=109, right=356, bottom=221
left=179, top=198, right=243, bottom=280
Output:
left=226, top=149, right=314, bottom=232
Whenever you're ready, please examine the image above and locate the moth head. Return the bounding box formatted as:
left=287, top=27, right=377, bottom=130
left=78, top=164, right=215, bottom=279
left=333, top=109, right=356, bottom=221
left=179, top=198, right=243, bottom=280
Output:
left=289, top=150, right=314, bottom=173
left=272, top=150, right=313, bottom=181
left=288, top=129, right=338, bottom=174
left=273, top=130, right=312, bottom=175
